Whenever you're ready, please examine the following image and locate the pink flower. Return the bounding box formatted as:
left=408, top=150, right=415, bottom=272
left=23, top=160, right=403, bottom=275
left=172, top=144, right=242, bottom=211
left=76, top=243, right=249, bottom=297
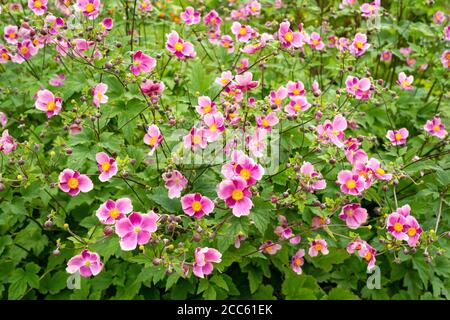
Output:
left=247, top=1, right=261, bottom=15
left=215, top=71, right=233, bottom=87
left=76, top=0, right=101, bottom=19
left=256, top=112, right=279, bottom=131
left=424, top=117, right=447, bottom=139
left=231, top=22, right=253, bottom=42
left=49, top=74, right=66, bottom=87
left=286, top=80, right=305, bottom=97
left=347, top=239, right=377, bottom=270
left=299, top=162, right=326, bottom=191
left=291, top=249, right=305, bottom=275
left=350, top=33, right=370, bottom=57
left=235, top=233, right=246, bottom=248
left=236, top=58, right=249, bottom=74
left=337, top=37, right=349, bottom=52
left=28, top=0, right=48, bottom=15
left=192, top=247, right=222, bottom=278
left=96, top=152, right=118, bottom=182
left=399, top=47, right=412, bottom=56
left=269, top=86, right=288, bottom=108
left=259, top=241, right=282, bottom=255
left=308, top=32, right=325, bottom=50
left=345, top=76, right=372, bottom=100
left=278, top=21, right=303, bottom=48
left=397, top=72, right=413, bottom=90
left=181, top=193, right=215, bottom=219
left=221, top=151, right=264, bottom=186
left=162, top=170, right=187, bottom=199
left=143, top=125, right=163, bottom=155
left=316, top=114, right=348, bottom=148
left=235, top=72, right=259, bottom=92
left=248, top=128, right=267, bottom=158
left=0, top=46, right=11, bottom=63
left=405, top=216, right=422, bottom=247
left=140, top=79, right=165, bottom=103
left=181, top=6, right=200, bottom=25
left=131, top=50, right=156, bottom=76
left=115, top=211, right=158, bottom=250
left=203, top=10, right=222, bottom=29
left=4, top=26, right=19, bottom=44
left=433, top=11, right=446, bottom=24
left=340, top=0, right=357, bottom=9
left=284, top=96, right=311, bottom=115
left=166, top=31, right=196, bottom=59
left=367, top=158, right=392, bottom=181
left=217, top=177, right=253, bottom=217
left=195, top=96, right=216, bottom=116
left=66, top=250, right=103, bottom=277
left=34, top=89, right=62, bottom=118
left=96, top=198, right=133, bottom=224
left=312, top=80, right=321, bottom=95
left=16, top=40, right=38, bottom=61
left=360, top=0, right=380, bottom=18
left=337, top=170, right=365, bottom=195
left=386, top=213, right=408, bottom=241
left=406, top=57, right=416, bottom=66
left=308, top=239, right=329, bottom=257
left=220, top=35, right=234, bottom=53
left=101, top=18, right=113, bottom=30
left=203, top=112, right=225, bottom=142
left=92, top=83, right=108, bottom=107
left=380, top=50, right=392, bottom=61
left=339, top=203, right=368, bottom=229
left=0, top=112, right=7, bottom=128
left=441, top=50, right=450, bottom=69
left=386, top=128, right=409, bottom=145
left=345, top=148, right=368, bottom=166
left=139, top=0, right=152, bottom=12
left=44, top=14, right=65, bottom=35
left=0, top=130, right=17, bottom=155
left=183, top=127, right=208, bottom=150
left=311, top=216, right=330, bottom=229
left=445, top=26, right=450, bottom=41
left=242, top=33, right=273, bottom=54
left=58, top=168, right=94, bottom=197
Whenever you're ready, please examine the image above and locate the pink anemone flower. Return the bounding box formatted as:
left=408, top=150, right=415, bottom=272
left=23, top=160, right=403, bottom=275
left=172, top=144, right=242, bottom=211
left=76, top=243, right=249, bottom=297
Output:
left=192, top=247, right=222, bottom=278
left=131, top=50, right=156, bottom=76
left=217, top=177, right=253, bottom=217
left=181, top=193, right=215, bottom=218
left=66, top=250, right=103, bottom=277
left=309, top=239, right=329, bottom=256
left=166, top=30, right=196, bottom=59
left=278, top=21, right=303, bottom=48
left=339, top=203, right=368, bottom=229
left=58, top=168, right=94, bottom=196
left=143, top=124, right=163, bottom=155
left=34, top=89, right=62, bottom=118
left=96, top=152, right=118, bottom=182
left=162, top=170, right=187, bottom=199
left=336, top=170, right=365, bottom=195
left=115, top=211, right=158, bottom=250
left=291, top=249, right=305, bottom=275
left=96, top=198, right=133, bottom=224
left=386, top=128, right=409, bottom=146
left=76, top=0, right=101, bottom=19
left=397, top=72, right=413, bottom=90
left=424, top=117, right=447, bottom=139
left=92, top=83, right=108, bottom=107
left=28, top=0, right=48, bottom=15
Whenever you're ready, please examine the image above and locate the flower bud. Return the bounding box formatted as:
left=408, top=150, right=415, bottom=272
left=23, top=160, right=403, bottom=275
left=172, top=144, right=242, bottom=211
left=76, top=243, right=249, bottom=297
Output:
left=103, top=226, right=114, bottom=236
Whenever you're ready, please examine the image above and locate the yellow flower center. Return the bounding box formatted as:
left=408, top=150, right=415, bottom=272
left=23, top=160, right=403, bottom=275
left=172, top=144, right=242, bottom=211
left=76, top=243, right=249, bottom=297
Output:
left=347, top=209, right=353, bottom=217
left=345, top=179, right=356, bottom=189
left=407, top=227, right=417, bottom=237
left=293, top=103, right=301, bottom=111
left=240, top=169, right=251, bottom=180
left=20, top=46, right=29, bottom=54
left=192, top=134, right=202, bottom=145
left=239, top=27, right=247, bottom=35
left=203, top=105, right=211, bottom=114
left=67, top=177, right=79, bottom=189
left=312, top=39, right=319, bottom=46
left=231, top=189, right=244, bottom=201
left=223, top=41, right=230, bottom=48
left=149, top=136, right=158, bottom=146
left=174, top=42, right=184, bottom=52
left=46, top=101, right=56, bottom=111
left=364, top=251, right=372, bottom=262
left=395, top=133, right=402, bottom=141
left=9, top=33, right=16, bottom=39
left=402, top=80, right=410, bottom=87
left=134, top=60, right=141, bottom=66
left=265, top=245, right=273, bottom=252
left=315, top=243, right=323, bottom=251
left=376, top=168, right=385, bottom=175
left=261, top=119, right=269, bottom=127
left=109, top=208, right=120, bottom=219
left=192, top=201, right=203, bottom=212
left=85, top=3, right=95, bottom=13
left=101, top=161, right=111, bottom=171
left=221, top=78, right=229, bottom=85
left=284, top=32, right=294, bottom=42
left=209, top=124, right=217, bottom=132
left=293, top=89, right=300, bottom=95
left=251, top=6, right=258, bottom=12
left=1, top=53, right=9, bottom=60
left=274, top=97, right=282, bottom=105
left=433, top=125, right=440, bottom=132
left=85, top=261, right=91, bottom=267
left=393, top=222, right=403, bottom=232
left=356, top=41, right=363, bottom=49
left=294, top=257, right=303, bottom=266
left=34, top=1, right=42, bottom=8
left=134, top=226, right=141, bottom=233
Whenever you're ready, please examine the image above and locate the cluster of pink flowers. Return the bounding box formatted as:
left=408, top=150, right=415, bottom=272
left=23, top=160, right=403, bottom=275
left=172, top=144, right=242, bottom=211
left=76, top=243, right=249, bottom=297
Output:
left=347, top=239, right=377, bottom=270
left=231, top=0, right=261, bottom=20
left=386, top=205, right=422, bottom=247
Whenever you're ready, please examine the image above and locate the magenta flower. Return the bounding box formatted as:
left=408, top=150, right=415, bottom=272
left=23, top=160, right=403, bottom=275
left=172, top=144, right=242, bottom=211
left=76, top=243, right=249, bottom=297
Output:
left=405, top=216, right=422, bottom=247
left=116, top=211, right=158, bottom=251
left=380, top=50, right=392, bottom=61
left=140, top=79, right=165, bottom=103
left=96, top=198, right=133, bottom=224
left=285, top=96, right=311, bottom=115
left=445, top=26, right=450, bottom=41
left=49, top=74, right=66, bottom=87
left=350, top=33, right=370, bottom=57
left=217, top=177, right=253, bottom=217
left=0, top=46, right=11, bottom=63
left=192, top=247, right=222, bottom=278
left=367, top=158, right=392, bottom=181
left=247, top=1, right=261, bottom=15
left=386, top=128, right=409, bottom=145
left=0, top=112, right=7, bottom=128
left=235, top=72, right=259, bottom=92
left=162, top=170, right=187, bottom=199
left=397, top=72, right=413, bottom=90
left=183, top=127, right=208, bottom=150
left=4, top=26, right=19, bottom=44
left=181, top=193, right=214, bottom=219
left=308, top=32, right=325, bottom=50
left=28, top=0, right=48, bottom=15
left=299, top=162, right=326, bottom=191
left=309, top=239, right=329, bottom=257
left=66, top=250, right=103, bottom=277
left=360, top=0, right=380, bottom=18
left=92, top=83, right=108, bottom=107
left=316, top=114, right=348, bottom=148
left=215, top=71, right=233, bottom=87
left=231, top=22, right=252, bottom=42
left=131, top=50, right=156, bottom=76
left=139, top=0, right=152, bottom=12
left=0, top=130, right=17, bottom=155
left=181, top=6, right=201, bottom=25
left=291, top=249, right=305, bottom=275
left=17, top=40, right=38, bottom=61
left=286, top=80, right=305, bottom=97
left=166, top=31, right=196, bottom=59
left=269, top=86, right=288, bottom=108
left=345, top=76, right=372, bottom=100
left=195, top=96, right=216, bottom=116
left=203, top=112, right=225, bottom=142
left=424, top=117, right=447, bottom=139
left=34, top=89, right=62, bottom=118
left=386, top=213, right=408, bottom=241
left=337, top=170, right=365, bottom=195
left=203, top=10, right=222, bottom=29
left=220, top=35, right=235, bottom=53
left=433, top=11, right=446, bottom=24
left=339, top=203, right=368, bottom=229
left=143, top=124, right=163, bottom=155
left=96, top=152, right=118, bottom=182
left=260, top=240, right=282, bottom=255
left=256, top=112, right=279, bottom=131
left=440, top=50, right=450, bottom=69
left=58, top=169, right=94, bottom=197
left=347, top=239, right=377, bottom=270
left=278, top=21, right=303, bottom=48
left=101, top=18, right=113, bottom=31
left=222, top=151, right=264, bottom=186
left=76, top=0, right=101, bottom=19
left=236, top=58, right=249, bottom=74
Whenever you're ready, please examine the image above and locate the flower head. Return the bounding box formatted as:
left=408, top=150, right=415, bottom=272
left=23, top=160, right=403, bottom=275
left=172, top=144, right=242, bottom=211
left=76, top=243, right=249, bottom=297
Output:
left=181, top=193, right=215, bottom=219
left=28, top=0, right=48, bottom=15
left=217, top=177, right=253, bottom=216
left=181, top=6, right=201, bottom=25
left=115, top=211, right=158, bottom=250
left=143, top=125, right=163, bottom=155
left=337, top=170, right=365, bottom=195
left=424, top=117, right=447, bottom=139
left=76, top=0, right=101, bottom=19
left=66, top=250, right=103, bottom=277
left=58, top=169, right=93, bottom=196
left=96, top=198, right=133, bottom=224
left=166, top=31, right=196, bottom=59
left=92, top=83, right=108, bottom=107
left=278, top=21, right=303, bottom=48
left=397, top=72, right=413, bottom=90
left=339, top=203, right=368, bottom=229
left=131, top=50, right=156, bottom=76
left=34, top=89, right=62, bottom=118
left=96, top=152, right=118, bottom=182
left=0, top=130, right=17, bottom=155
left=309, top=238, right=329, bottom=256
left=193, top=247, right=222, bottom=278
left=291, top=249, right=305, bottom=275
left=260, top=240, right=282, bottom=255
left=162, top=170, right=187, bottom=199
left=386, top=128, right=409, bottom=145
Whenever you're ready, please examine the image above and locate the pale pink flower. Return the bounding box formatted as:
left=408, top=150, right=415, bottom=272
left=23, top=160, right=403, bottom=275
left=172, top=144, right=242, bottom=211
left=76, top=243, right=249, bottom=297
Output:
left=4, top=26, right=19, bottom=44
left=299, top=162, right=326, bottom=191
left=217, top=177, right=253, bottom=217
left=336, top=170, right=365, bottom=195
left=235, top=72, right=259, bottom=92
left=96, top=152, right=118, bottom=182
left=58, top=169, right=94, bottom=197
left=309, top=239, right=329, bottom=256
left=397, top=72, right=413, bottom=90
left=260, top=240, right=282, bottom=255
left=345, top=76, right=372, bottom=100
left=28, top=0, right=48, bottom=15
left=139, top=0, right=152, bottom=12
left=286, top=80, right=305, bottom=97
left=181, top=193, right=215, bottom=219
left=308, top=32, right=325, bottom=50
left=424, top=117, right=447, bottom=139
left=0, top=112, right=7, bottom=128
left=195, top=96, right=216, bottom=116
left=181, top=6, right=201, bottom=25
left=441, top=50, right=450, bottom=69
left=386, top=213, right=408, bottom=241
left=350, top=33, right=370, bottom=57
left=386, top=128, right=409, bottom=145
left=221, top=151, right=264, bottom=186
left=66, top=250, right=103, bottom=277
left=203, top=112, right=225, bottom=142
left=278, top=21, right=303, bottom=48
left=75, top=0, right=101, bottom=19
left=192, top=247, right=222, bottom=278
left=49, top=74, right=66, bottom=87
left=316, top=114, right=348, bottom=148
left=347, top=239, right=377, bottom=270
left=92, top=83, right=108, bottom=107
left=256, top=112, right=279, bottom=131
left=284, top=96, right=311, bottom=115
left=162, top=170, right=187, bottom=199
left=34, top=89, right=62, bottom=118
left=183, top=127, right=208, bottom=150
left=115, top=211, right=158, bottom=250
left=269, top=86, right=288, bottom=108
left=339, top=203, right=368, bottom=229
left=291, top=249, right=305, bottom=275
left=143, top=124, right=163, bottom=155
left=166, top=30, right=196, bottom=59
left=433, top=11, right=446, bottom=24
left=0, top=130, right=17, bottom=155
left=367, top=158, right=392, bottom=181
left=96, top=198, right=133, bottom=225
left=231, top=22, right=253, bottom=42
left=360, top=0, right=380, bottom=18
left=215, top=71, right=233, bottom=87
left=220, top=35, right=235, bottom=53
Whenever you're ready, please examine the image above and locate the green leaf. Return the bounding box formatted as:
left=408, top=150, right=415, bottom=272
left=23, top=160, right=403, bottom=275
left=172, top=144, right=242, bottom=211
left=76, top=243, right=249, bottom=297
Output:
left=250, top=198, right=274, bottom=235
left=327, top=288, right=360, bottom=300
left=148, top=186, right=181, bottom=213
left=211, top=275, right=228, bottom=292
